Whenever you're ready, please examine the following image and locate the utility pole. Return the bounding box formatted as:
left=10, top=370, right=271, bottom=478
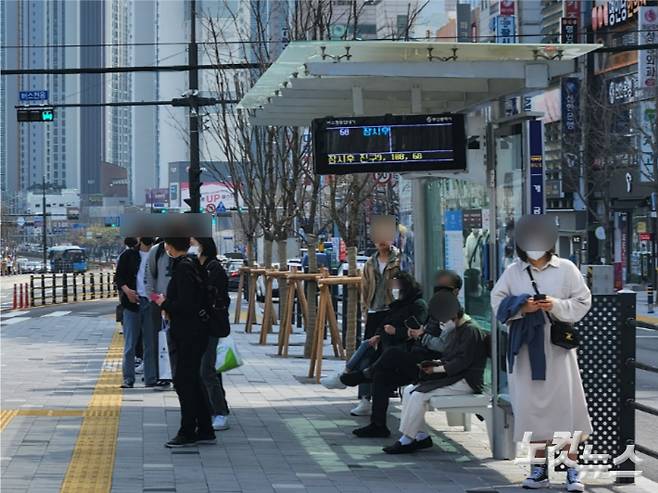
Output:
left=42, top=175, right=47, bottom=272
left=185, top=0, right=202, bottom=213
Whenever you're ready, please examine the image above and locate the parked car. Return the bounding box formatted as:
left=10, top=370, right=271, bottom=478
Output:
left=226, top=259, right=247, bottom=294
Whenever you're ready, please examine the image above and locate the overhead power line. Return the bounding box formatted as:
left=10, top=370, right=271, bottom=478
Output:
left=1, top=62, right=262, bottom=76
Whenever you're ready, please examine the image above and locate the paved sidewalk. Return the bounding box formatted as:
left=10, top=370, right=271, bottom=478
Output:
left=1, top=307, right=657, bottom=493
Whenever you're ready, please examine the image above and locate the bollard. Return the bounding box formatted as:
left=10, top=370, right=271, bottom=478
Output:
left=18, top=284, right=24, bottom=309
left=52, top=273, right=57, bottom=304
left=12, top=284, right=17, bottom=310
left=649, top=284, right=655, bottom=314
left=41, top=274, right=46, bottom=306
left=62, top=274, right=68, bottom=303
left=24, top=283, right=29, bottom=308
left=90, top=273, right=96, bottom=300
left=30, top=275, right=35, bottom=307
left=99, top=272, right=105, bottom=298
left=73, top=273, right=78, bottom=302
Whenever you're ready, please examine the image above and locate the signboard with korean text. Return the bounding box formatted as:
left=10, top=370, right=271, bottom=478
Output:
left=499, top=0, right=515, bottom=16
left=180, top=182, right=238, bottom=212
left=528, top=120, right=544, bottom=215
left=564, top=1, right=579, bottom=18
left=312, top=113, right=467, bottom=175
left=592, top=0, right=647, bottom=31
left=495, top=15, right=516, bottom=44
left=606, top=72, right=638, bottom=105
left=19, top=90, right=48, bottom=102
left=444, top=210, right=465, bottom=304
left=639, top=100, right=656, bottom=183
left=638, top=6, right=658, bottom=93
left=561, top=17, right=579, bottom=44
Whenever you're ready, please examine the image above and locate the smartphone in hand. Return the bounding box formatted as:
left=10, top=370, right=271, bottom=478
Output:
left=533, top=294, right=546, bottom=301
left=418, top=360, right=442, bottom=369
left=404, top=316, right=421, bottom=330
left=149, top=292, right=161, bottom=302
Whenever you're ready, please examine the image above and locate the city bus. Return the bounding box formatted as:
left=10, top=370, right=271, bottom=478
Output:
left=48, top=245, right=88, bottom=273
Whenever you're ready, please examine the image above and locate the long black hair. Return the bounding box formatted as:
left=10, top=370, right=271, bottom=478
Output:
left=195, top=237, right=218, bottom=260
left=391, top=269, right=422, bottom=301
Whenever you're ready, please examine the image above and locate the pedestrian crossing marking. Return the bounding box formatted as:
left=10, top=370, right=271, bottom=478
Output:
left=1, top=311, right=31, bottom=318
left=41, top=311, right=72, bottom=317
left=1, top=317, right=31, bottom=325
left=60, top=327, right=124, bottom=493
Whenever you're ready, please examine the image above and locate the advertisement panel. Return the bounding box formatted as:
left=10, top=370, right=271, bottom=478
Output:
left=528, top=120, right=544, bottom=215
left=561, top=78, right=580, bottom=192
left=444, top=210, right=465, bottom=305
left=639, top=100, right=656, bottom=183
left=561, top=17, right=579, bottom=44
left=499, top=0, right=515, bottom=16
left=180, top=182, right=238, bottom=212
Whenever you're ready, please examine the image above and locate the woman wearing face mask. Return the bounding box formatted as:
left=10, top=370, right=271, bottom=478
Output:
left=321, top=270, right=428, bottom=391
left=491, top=215, right=592, bottom=492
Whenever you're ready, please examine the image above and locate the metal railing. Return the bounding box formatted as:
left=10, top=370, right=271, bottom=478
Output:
left=626, top=318, right=658, bottom=461
left=29, top=272, right=116, bottom=306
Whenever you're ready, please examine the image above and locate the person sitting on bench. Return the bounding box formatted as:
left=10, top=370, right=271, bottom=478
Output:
left=383, top=293, right=487, bottom=453
left=321, top=270, right=428, bottom=391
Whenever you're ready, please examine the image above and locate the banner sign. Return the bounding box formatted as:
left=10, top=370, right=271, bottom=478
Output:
left=444, top=210, right=465, bottom=305
left=495, top=15, right=516, bottom=44
left=561, top=78, right=580, bottom=143
left=528, top=120, right=544, bottom=215
left=564, top=1, right=579, bottom=18
left=638, top=6, right=658, bottom=92
left=606, top=73, right=638, bottom=105
left=499, top=0, right=515, bottom=16
left=180, top=182, right=238, bottom=212
left=639, top=100, right=656, bottom=183
left=592, top=0, right=647, bottom=31
left=561, top=17, right=579, bottom=44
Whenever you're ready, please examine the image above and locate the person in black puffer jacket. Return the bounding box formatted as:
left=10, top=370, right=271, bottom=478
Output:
left=154, top=237, right=215, bottom=448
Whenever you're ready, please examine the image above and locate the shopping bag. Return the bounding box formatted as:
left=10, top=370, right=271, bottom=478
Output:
left=215, top=336, right=243, bottom=373
left=158, top=330, right=172, bottom=380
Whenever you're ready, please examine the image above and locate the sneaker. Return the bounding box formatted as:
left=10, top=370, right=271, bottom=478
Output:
left=522, top=465, right=550, bottom=489
left=352, top=423, right=390, bottom=438
left=195, top=433, right=217, bottom=445
left=212, top=415, right=230, bottom=431
left=321, top=372, right=347, bottom=390
left=120, top=382, right=133, bottom=389
left=165, top=434, right=197, bottom=448
left=350, top=398, right=371, bottom=416
left=145, top=380, right=170, bottom=389
left=414, top=436, right=433, bottom=450
left=135, top=362, right=144, bottom=374
left=566, top=467, right=584, bottom=492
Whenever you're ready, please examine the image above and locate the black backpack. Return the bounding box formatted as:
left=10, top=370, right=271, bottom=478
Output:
left=183, top=256, right=230, bottom=338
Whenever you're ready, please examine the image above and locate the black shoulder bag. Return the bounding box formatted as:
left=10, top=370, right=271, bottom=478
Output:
left=526, top=266, right=579, bottom=350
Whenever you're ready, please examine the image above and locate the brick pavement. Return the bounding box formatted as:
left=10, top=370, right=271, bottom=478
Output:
left=1, top=307, right=657, bottom=493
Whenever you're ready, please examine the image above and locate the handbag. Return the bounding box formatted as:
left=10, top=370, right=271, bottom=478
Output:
left=158, top=320, right=172, bottom=380
left=525, top=266, right=579, bottom=350
left=215, top=336, right=244, bottom=373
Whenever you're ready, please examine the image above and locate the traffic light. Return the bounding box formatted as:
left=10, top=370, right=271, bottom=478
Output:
left=17, top=107, right=54, bottom=122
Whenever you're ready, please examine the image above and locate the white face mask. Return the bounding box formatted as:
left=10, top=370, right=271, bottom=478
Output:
left=526, top=250, right=546, bottom=261
left=441, top=320, right=457, bottom=331
left=391, top=288, right=400, bottom=300
left=188, top=246, right=200, bottom=256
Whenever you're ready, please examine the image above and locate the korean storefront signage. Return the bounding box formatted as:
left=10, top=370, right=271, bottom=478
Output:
left=561, top=78, right=581, bottom=143
left=564, top=1, right=579, bottom=18
left=499, top=0, right=515, bottom=16
left=606, top=72, right=638, bottom=105
left=561, top=17, right=579, bottom=43
left=592, top=0, right=647, bottom=31
left=638, top=6, right=658, bottom=92
left=443, top=210, right=465, bottom=304
left=528, top=120, right=544, bottom=215
left=495, top=15, right=516, bottom=44
left=639, top=100, right=656, bottom=183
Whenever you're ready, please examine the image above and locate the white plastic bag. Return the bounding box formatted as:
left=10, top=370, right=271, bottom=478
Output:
left=215, top=336, right=243, bottom=373
left=158, top=322, right=172, bottom=380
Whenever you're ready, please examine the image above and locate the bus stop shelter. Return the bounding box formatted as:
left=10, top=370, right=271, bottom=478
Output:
left=238, top=40, right=605, bottom=461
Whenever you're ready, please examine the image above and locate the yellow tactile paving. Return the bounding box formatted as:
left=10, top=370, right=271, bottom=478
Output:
left=0, top=409, right=19, bottom=432
left=59, top=328, right=124, bottom=493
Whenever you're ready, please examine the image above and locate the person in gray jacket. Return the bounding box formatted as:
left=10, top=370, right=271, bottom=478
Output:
left=145, top=238, right=174, bottom=386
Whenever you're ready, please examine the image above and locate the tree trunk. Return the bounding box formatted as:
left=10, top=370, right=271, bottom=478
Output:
left=303, top=234, right=318, bottom=358
left=276, top=238, right=288, bottom=323
left=263, top=236, right=273, bottom=268
left=345, top=246, right=358, bottom=358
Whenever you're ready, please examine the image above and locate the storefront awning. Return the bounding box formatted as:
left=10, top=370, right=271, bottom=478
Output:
left=239, top=41, right=600, bottom=126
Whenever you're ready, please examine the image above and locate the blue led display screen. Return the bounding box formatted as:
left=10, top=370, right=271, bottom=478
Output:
left=312, top=113, right=467, bottom=175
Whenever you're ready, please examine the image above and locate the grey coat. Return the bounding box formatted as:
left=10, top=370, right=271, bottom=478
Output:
left=145, top=242, right=172, bottom=297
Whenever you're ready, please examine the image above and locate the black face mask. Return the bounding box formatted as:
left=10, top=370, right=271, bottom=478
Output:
left=434, top=285, right=455, bottom=294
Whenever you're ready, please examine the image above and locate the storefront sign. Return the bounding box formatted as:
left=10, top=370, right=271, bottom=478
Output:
left=606, top=72, right=638, bottom=105
left=638, top=6, right=658, bottom=92
left=499, top=0, right=515, bottom=16
left=457, top=4, right=471, bottom=42
left=561, top=78, right=580, bottom=142
left=463, top=209, right=483, bottom=230
left=528, top=120, right=544, bottom=215
left=639, top=100, right=656, bottom=183
left=639, top=232, right=653, bottom=241
left=561, top=17, right=579, bottom=43
left=594, top=28, right=638, bottom=74
left=592, top=0, right=647, bottom=31
left=495, top=15, right=516, bottom=44
left=564, top=1, right=579, bottom=18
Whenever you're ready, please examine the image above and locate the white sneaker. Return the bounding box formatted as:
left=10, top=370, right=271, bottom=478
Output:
left=135, top=362, right=144, bottom=374
left=212, top=415, right=229, bottom=431
left=350, top=398, right=371, bottom=416
left=321, top=372, right=347, bottom=390
left=521, top=465, right=550, bottom=489
left=565, top=468, right=584, bottom=492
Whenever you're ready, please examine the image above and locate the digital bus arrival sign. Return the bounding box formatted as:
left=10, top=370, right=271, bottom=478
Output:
left=312, top=113, right=467, bottom=175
